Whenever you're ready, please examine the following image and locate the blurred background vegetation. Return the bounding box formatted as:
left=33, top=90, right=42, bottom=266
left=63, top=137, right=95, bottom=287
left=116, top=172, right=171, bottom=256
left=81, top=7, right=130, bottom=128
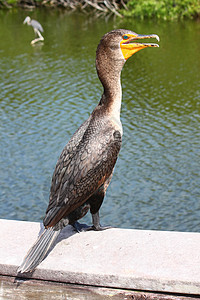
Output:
left=124, top=0, right=200, bottom=20
left=0, top=0, right=199, bottom=20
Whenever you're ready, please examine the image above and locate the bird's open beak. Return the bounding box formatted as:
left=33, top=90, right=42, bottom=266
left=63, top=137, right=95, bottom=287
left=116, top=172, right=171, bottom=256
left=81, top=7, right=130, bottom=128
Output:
left=120, top=33, right=160, bottom=60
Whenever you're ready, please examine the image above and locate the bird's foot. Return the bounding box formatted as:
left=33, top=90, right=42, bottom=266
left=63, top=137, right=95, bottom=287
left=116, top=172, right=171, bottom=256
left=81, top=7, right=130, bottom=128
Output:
left=31, top=37, right=44, bottom=45
left=87, top=224, right=112, bottom=231
left=72, top=221, right=111, bottom=232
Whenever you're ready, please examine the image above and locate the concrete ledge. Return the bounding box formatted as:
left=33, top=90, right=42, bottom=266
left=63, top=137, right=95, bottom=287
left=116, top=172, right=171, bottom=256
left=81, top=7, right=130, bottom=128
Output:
left=0, top=275, right=197, bottom=300
left=0, top=219, right=200, bottom=295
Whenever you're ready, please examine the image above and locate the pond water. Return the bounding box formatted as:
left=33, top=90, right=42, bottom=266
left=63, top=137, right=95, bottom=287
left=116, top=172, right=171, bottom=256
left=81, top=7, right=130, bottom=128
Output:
left=0, top=9, right=200, bottom=232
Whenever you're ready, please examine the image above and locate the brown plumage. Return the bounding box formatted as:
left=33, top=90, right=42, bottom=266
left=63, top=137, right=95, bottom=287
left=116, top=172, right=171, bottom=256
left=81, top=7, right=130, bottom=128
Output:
left=18, top=29, right=159, bottom=273
left=44, top=111, right=122, bottom=230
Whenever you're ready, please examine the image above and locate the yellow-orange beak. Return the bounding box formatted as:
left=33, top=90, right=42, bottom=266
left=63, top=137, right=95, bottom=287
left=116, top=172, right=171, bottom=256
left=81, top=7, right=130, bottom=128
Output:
left=120, top=33, right=160, bottom=60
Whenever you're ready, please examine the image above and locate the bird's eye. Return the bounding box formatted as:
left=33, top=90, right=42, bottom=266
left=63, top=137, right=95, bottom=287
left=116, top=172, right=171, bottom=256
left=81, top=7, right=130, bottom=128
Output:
left=123, top=35, right=129, bottom=40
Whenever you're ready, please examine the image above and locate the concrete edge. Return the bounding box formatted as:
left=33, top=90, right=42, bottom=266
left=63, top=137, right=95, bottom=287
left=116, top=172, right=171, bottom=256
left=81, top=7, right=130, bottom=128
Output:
left=0, top=219, right=200, bottom=296
left=1, top=275, right=198, bottom=300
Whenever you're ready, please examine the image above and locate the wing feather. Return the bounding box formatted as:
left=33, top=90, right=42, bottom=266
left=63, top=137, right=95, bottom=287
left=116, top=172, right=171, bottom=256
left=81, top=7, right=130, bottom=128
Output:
left=44, top=115, right=121, bottom=228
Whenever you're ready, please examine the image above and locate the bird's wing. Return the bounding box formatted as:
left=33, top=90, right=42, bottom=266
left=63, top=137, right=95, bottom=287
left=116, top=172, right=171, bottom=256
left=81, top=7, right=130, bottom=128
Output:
left=48, top=116, right=92, bottom=202
left=32, top=19, right=44, bottom=32
left=43, top=117, right=122, bottom=228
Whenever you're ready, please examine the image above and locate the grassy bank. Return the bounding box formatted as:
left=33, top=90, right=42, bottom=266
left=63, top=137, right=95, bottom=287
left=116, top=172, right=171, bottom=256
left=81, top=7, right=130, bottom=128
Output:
left=0, top=0, right=199, bottom=20
left=123, top=0, right=200, bottom=20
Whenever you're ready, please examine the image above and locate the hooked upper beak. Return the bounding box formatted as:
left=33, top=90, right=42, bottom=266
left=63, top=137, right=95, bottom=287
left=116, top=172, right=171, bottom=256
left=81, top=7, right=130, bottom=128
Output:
left=120, top=33, right=160, bottom=60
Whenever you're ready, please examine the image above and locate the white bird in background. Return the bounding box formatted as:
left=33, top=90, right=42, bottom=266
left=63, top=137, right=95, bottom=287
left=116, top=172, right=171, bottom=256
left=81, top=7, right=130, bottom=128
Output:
left=23, top=16, right=44, bottom=45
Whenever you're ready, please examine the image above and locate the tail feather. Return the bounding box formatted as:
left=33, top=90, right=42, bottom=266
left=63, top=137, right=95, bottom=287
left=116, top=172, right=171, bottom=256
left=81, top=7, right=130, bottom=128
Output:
left=18, top=227, right=61, bottom=273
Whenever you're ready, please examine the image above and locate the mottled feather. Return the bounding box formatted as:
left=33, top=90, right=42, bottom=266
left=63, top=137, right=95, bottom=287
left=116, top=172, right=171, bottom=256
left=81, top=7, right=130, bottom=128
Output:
left=44, top=109, right=122, bottom=228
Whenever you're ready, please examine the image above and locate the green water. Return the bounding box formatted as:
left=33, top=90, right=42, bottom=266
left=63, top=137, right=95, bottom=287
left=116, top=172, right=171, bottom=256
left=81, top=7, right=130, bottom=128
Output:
left=0, top=9, right=200, bottom=232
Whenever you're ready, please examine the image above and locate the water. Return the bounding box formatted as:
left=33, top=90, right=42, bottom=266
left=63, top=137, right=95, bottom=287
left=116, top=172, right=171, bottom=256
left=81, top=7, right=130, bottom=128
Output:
left=0, top=9, right=199, bottom=232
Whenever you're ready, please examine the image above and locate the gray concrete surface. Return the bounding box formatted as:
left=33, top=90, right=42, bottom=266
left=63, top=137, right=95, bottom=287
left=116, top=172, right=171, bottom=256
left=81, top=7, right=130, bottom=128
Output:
left=0, top=219, right=200, bottom=295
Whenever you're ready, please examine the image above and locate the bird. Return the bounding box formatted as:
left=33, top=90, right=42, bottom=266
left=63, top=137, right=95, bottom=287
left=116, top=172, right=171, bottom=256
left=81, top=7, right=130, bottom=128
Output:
left=23, top=16, right=44, bottom=45
left=18, top=29, right=159, bottom=273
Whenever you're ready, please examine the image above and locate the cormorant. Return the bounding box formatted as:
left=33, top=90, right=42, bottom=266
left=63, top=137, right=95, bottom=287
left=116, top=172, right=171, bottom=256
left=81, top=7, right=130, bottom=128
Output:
left=18, top=29, right=159, bottom=273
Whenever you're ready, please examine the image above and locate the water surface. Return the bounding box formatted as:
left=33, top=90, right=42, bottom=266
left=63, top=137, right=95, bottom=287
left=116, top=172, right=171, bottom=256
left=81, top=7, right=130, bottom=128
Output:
left=0, top=10, right=200, bottom=232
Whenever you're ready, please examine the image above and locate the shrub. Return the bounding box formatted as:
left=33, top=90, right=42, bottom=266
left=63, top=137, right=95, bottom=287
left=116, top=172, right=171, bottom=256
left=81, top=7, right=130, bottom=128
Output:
left=123, top=0, right=200, bottom=20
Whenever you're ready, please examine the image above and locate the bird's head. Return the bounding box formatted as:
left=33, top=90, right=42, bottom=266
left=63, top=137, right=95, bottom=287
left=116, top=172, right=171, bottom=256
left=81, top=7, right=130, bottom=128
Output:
left=96, top=29, right=159, bottom=89
left=97, top=29, right=159, bottom=62
left=23, top=16, right=31, bottom=25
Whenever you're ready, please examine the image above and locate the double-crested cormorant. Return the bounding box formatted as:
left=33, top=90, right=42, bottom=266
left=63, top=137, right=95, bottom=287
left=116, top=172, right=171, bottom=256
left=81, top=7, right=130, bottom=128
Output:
left=18, top=29, right=159, bottom=273
left=23, top=16, right=44, bottom=45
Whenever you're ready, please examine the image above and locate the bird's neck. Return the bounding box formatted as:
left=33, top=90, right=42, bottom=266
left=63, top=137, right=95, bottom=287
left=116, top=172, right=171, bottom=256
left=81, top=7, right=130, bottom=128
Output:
left=96, top=47, right=125, bottom=120
left=99, top=75, right=122, bottom=120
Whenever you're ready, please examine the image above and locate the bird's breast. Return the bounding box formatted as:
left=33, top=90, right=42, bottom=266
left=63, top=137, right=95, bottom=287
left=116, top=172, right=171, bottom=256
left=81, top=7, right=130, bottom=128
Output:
left=110, top=115, right=123, bottom=135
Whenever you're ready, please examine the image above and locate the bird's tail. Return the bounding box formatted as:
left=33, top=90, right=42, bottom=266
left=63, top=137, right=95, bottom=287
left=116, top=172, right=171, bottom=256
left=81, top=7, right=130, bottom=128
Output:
left=18, top=227, right=61, bottom=273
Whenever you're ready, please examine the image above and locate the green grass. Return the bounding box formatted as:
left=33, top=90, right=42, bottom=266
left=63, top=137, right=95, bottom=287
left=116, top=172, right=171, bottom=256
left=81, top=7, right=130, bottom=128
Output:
left=122, top=0, right=200, bottom=20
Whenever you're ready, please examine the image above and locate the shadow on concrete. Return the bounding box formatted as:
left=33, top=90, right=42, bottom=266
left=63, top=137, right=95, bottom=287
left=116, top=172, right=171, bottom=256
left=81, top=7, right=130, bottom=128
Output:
left=15, top=223, right=78, bottom=283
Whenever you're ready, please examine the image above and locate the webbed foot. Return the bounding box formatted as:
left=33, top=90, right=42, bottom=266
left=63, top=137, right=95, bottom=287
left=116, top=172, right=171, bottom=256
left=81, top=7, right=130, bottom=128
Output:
left=91, top=212, right=111, bottom=231
left=72, top=221, right=111, bottom=232
left=86, top=224, right=112, bottom=231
